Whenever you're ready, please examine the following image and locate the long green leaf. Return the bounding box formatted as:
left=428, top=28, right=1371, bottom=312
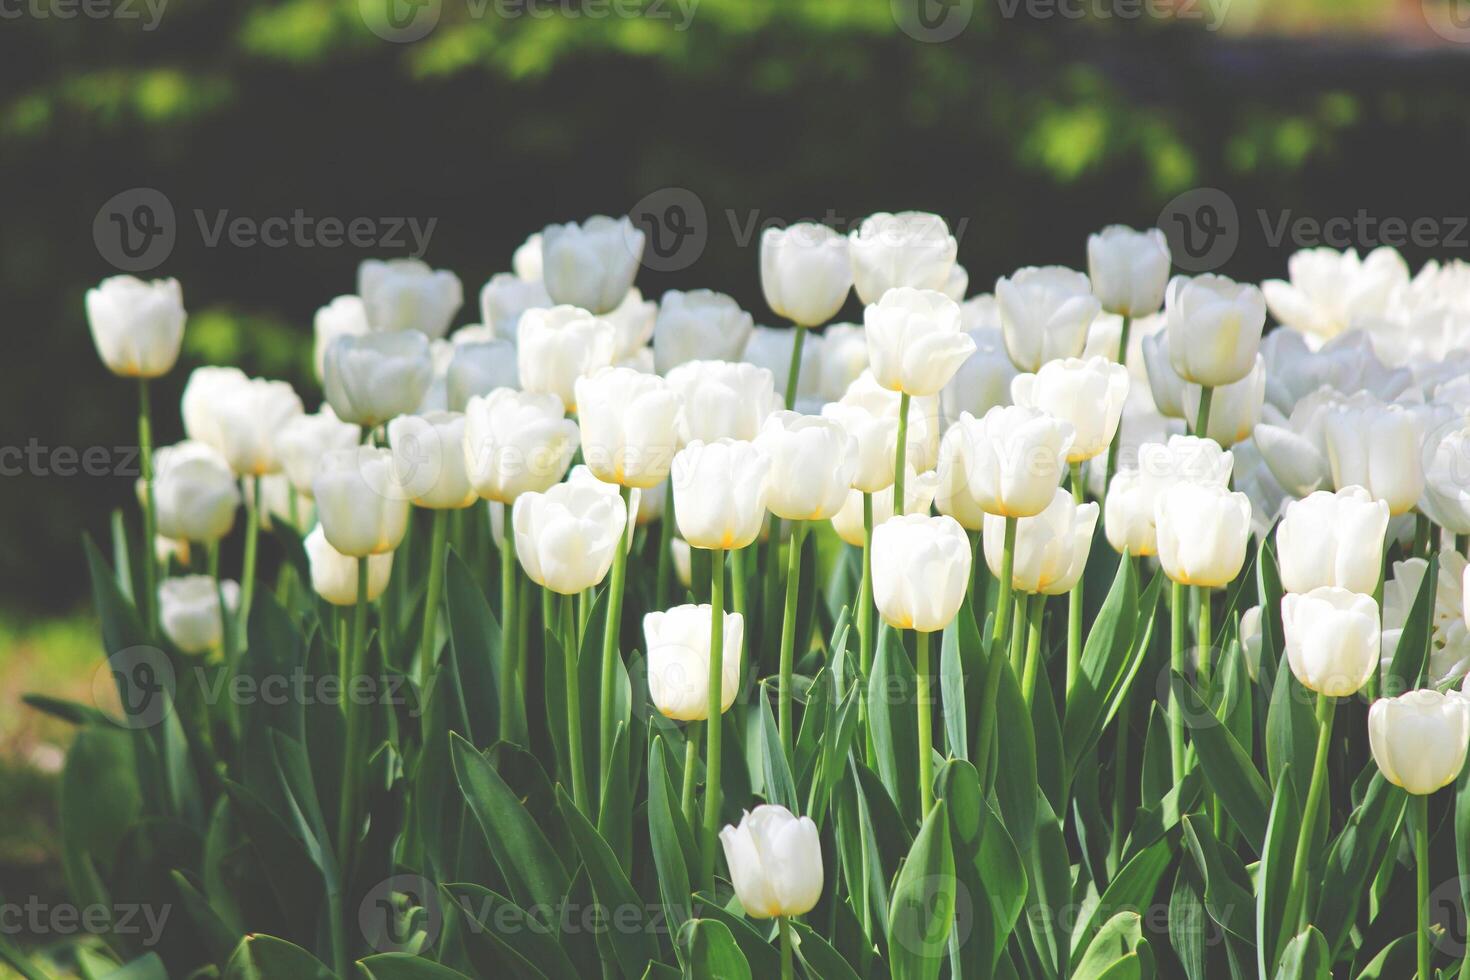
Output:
left=888, top=799, right=956, bottom=980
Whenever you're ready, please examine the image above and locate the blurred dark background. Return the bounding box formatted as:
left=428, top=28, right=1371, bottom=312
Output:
left=5, top=0, right=1470, bottom=616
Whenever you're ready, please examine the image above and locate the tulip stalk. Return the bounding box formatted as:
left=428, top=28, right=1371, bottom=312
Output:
left=680, top=725, right=702, bottom=828
left=1412, top=793, right=1431, bottom=980
left=915, top=627, right=934, bottom=816
left=137, top=378, right=159, bottom=637
left=975, top=516, right=1017, bottom=792
left=1102, top=315, right=1131, bottom=497
left=499, top=507, right=522, bottom=744
left=600, top=485, right=633, bottom=790
left=778, top=915, right=795, bottom=980
left=1280, top=692, right=1335, bottom=947
left=417, top=510, right=448, bottom=681
left=562, top=594, right=590, bottom=812
left=893, top=393, right=910, bottom=507
left=655, top=484, right=675, bottom=605
left=240, top=475, right=262, bottom=635
left=783, top=325, right=806, bottom=412
left=778, top=521, right=807, bottom=763
left=1169, top=580, right=1188, bottom=783
left=336, top=558, right=371, bottom=879
left=1413, top=513, right=1433, bottom=559
left=1067, top=462, right=1085, bottom=697
left=1196, top=587, right=1213, bottom=687
left=1021, top=594, right=1044, bottom=707
left=859, top=492, right=875, bottom=765
left=1194, top=385, right=1214, bottom=438
left=701, top=548, right=726, bottom=892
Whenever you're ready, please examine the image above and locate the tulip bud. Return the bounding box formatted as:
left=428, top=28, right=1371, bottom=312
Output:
left=1240, top=605, right=1263, bottom=682
left=324, top=331, right=436, bottom=429
left=995, top=266, right=1100, bottom=373
left=671, top=439, right=771, bottom=551
left=313, top=296, right=371, bottom=382
left=1137, top=435, right=1234, bottom=500
left=516, top=306, right=616, bottom=413
left=566, top=466, right=641, bottom=551
left=863, top=288, right=975, bottom=397
left=848, top=211, right=959, bottom=305
left=812, top=324, right=870, bottom=404
left=1162, top=274, right=1266, bottom=387
left=653, top=289, right=754, bottom=374
left=445, top=340, right=518, bottom=412
left=761, top=223, right=853, bottom=326
left=828, top=371, right=940, bottom=478
left=462, top=389, right=580, bottom=503
left=541, top=215, right=644, bottom=315
left=478, top=272, right=551, bottom=344
left=941, top=327, right=1018, bottom=427
left=385, top=411, right=478, bottom=510
left=1281, top=586, right=1380, bottom=696
left=512, top=481, right=627, bottom=594
left=85, top=276, right=186, bottom=379
left=605, top=288, right=658, bottom=366
left=513, top=232, right=543, bottom=281
left=872, top=514, right=971, bottom=632
left=1369, top=689, right=1470, bottom=795
left=275, top=407, right=362, bottom=498
left=159, top=576, right=238, bottom=654
left=198, top=376, right=304, bottom=477
left=1276, top=487, right=1390, bottom=595
left=1154, top=481, right=1252, bottom=588
left=313, top=447, right=411, bottom=557
left=830, top=468, right=939, bottom=547
left=983, top=488, right=1098, bottom=595
left=719, top=806, right=824, bottom=923
left=1419, top=422, right=1470, bottom=535
left=1182, top=354, right=1265, bottom=446
left=1140, top=331, right=1186, bottom=420
left=943, top=263, right=970, bottom=302
left=1322, top=393, right=1426, bottom=515
left=1087, top=225, right=1171, bottom=318
left=820, top=401, right=899, bottom=496
left=666, top=360, right=780, bottom=444
left=150, top=442, right=240, bottom=543
left=1262, top=246, right=1409, bottom=345
left=1010, top=356, right=1129, bottom=463
left=304, top=525, right=393, bottom=606
left=1379, top=556, right=1470, bottom=689
left=755, top=412, right=858, bottom=522
left=357, top=258, right=463, bottom=339
left=573, top=367, right=681, bottom=489
left=643, top=604, right=744, bottom=721
left=181, top=366, right=249, bottom=447
left=1103, top=469, right=1157, bottom=557
left=936, top=406, right=1074, bottom=522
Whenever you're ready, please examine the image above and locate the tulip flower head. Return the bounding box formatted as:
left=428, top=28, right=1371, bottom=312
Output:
left=653, top=289, right=755, bottom=374
left=159, top=576, right=239, bottom=654
left=1103, top=469, right=1157, bottom=557
left=847, top=211, right=959, bottom=305
left=1140, top=331, right=1186, bottom=421
left=573, top=367, right=682, bottom=488
left=512, top=481, right=627, bottom=594
left=719, top=805, right=824, bottom=919
left=149, top=441, right=241, bottom=544
left=983, top=488, right=1099, bottom=595
left=1369, top=689, right=1470, bottom=795
left=313, top=296, right=371, bottom=382
left=863, top=287, right=975, bottom=397
left=671, top=439, right=772, bottom=551
left=665, top=360, right=780, bottom=444
left=387, top=411, right=479, bottom=510
left=1162, top=274, right=1266, bottom=388
left=462, top=389, right=580, bottom=503
left=755, top=412, right=859, bottom=522
left=541, top=215, right=644, bottom=315
left=1419, top=421, right=1470, bottom=535
left=86, top=275, right=186, bottom=379
left=516, top=306, right=617, bottom=413
left=1153, top=481, right=1251, bottom=588
left=1282, top=586, right=1381, bottom=697
left=1010, top=356, right=1130, bottom=463
left=478, top=272, right=551, bottom=344
left=357, top=258, right=463, bottom=339
left=1322, top=393, right=1426, bottom=515
left=643, top=604, right=744, bottom=721
left=323, top=331, right=436, bottom=429
left=275, top=407, right=362, bottom=498
left=995, top=266, right=1101, bottom=373
left=1276, top=486, right=1390, bottom=595
left=1087, top=225, right=1171, bottom=318
left=761, top=223, right=853, bottom=327
left=1183, top=354, right=1266, bottom=447
left=941, top=326, right=1019, bottom=427
left=831, top=467, right=938, bottom=547
left=313, top=447, right=411, bottom=557
left=937, top=405, right=1074, bottom=522
left=304, top=526, right=393, bottom=606
left=1262, top=246, right=1409, bottom=345
left=445, top=339, right=518, bottom=412
left=872, top=514, right=972, bottom=632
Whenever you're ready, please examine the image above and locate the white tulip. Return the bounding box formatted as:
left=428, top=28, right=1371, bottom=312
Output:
left=541, top=215, right=644, bottom=315
left=246, top=473, right=307, bottom=531
left=653, top=289, right=754, bottom=374
left=85, top=276, right=186, bottom=378
left=942, top=263, right=970, bottom=302
left=756, top=412, right=858, bottom=521
left=644, top=604, right=744, bottom=721
left=1420, top=422, right=1470, bottom=535
left=666, top=360, right=780, bottom=444
left=1381, top=556, right=1470, bottom=688
left=872, top=514, right=971, bottom=632
left=1260, top=328, right=1411, bottom=414
left=1154, top=481, right=1252, bottom=588
left=1252, top=387, right=1339, bottom=498
left=1137, top=434, right=1235, bottom=500
left=357, top=258, right=463, bottom=339
left=995, top=266, right=1100, bottom=372
left=566, top=466, right=641, bottom=550
left=513, top=232, right=543, bottom=281
left=512, top=481, right=627, bottom=594
left=671, top=536, right=693, bottom=589
left=605, top=288, right=658, bottom=365
left=940, top=327, right=1018, bottom=427
left=312, top=296, right=370, bottom=382
left=761, top=223, right=852, bottom=326
left=848, top=211, right=958, bottom=305
left=445, top=340, right=518, bottom=412
left=1262, top=246, right=1409, bottom=345
left=304, top=526, right=393, bottom=606
left=198, top=377, right=303, bottom=477
left=1276, top=487, right=1390, bottom=595
left=1162, top=274, right=1266, bottom=388
left=149, top=442, right=240, bottom=543
left=820, top=400, right=900, bottom=495
left=828, top=370, right=940, bottom=476
left=275, top=407, right=362, bottom=498
left=671, top=439, right=771, bottom=551
left=720, top=805, right=823, bottom=920
left=983, top=488, right=1098, bottom=595
left=159, top=576, right=239, bottom=654
left=478, top=273, right=551, bottom=344
left=1140, top=331, right=1186, bottom=420
left=1010, top=356, right=1129, bottom=463
left=830, top=468, right=939, bottom=547
left=1323, top=393, right=1426, bottom=514
left=1182, top=354, right=1265, bottom=446
left=1087, top=225, right=1171, bottom=318
left=1282, top=586, right=1380, bottom=697
left=1369, top=689, right=1470, bottom=795
left=573, top=367, right=681, bottom=489
left=313, top=447, right=411, bottom=557
left=1104, top=469, right=1157, bottom=557
left=810, top=324, right=869, bottom=405
left=386, top=411, right=477, bottom=510
left=181, top=366, right=248, bottom=447
left=462, top=389, right=580, bottom=504
left=516, top=306, right=616, bottom=412
left=937, top=406, right=1074, bottom=521
left=1233, top=437, right=1292, bottom=541
left=863, top=287, right=975, bottom=396
left=323, top=331, right=435, bottom=428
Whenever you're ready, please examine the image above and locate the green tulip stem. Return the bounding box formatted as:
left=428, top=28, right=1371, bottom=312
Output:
left=1169, top=579, right=1188, bottom=783
left=1067, top=462, right=1085, bottom=698
left=1194, top=385, right=1215, bottom=438
left=336, top=558, right=371, bottom=880
left=1414, top=512, right=1433, bottom=559
left=239, top=474, right=261, bottom=636
left=1413, top=793, right=1432, bottom=979
left=701, top=547, right=726, bottom=893
left=1008, top=591, right=1027, bottom=677
left=859, top=492, right=876, bottom=767
left=1197, top=586, right=1213, bottom=687
left=1280, top=692, right=1335, bottom=949
left=1022, top=593, right=1043, bottom=708
left=778, top=915, right=795, bottom=980
left=599, top=485, right=633, bottom=794
left=137, top=377, right=159, bottom=637
left=731, top=545, right=748, bottom=622
left=499, top=504, right=522, bottom=744
left=208, top=541, right=231, bottom=662
left=894, top=392, right=911, bottom=507
left=784, top=324, right=807, bottom=412
left=778, top=521, right=807, bottom=764
left=417, top=509, right=448, bottom=683
left=1102, top=315, right=1132, bottom=500
left=563, top=593, right=590, bottom=813
left=915, top=627, right=934, bottom=817
left=975, top=517, right=1018, bottom=794
left=655, top=482, right=675, bottom=605
left=680, top=724, right=702, bottom=829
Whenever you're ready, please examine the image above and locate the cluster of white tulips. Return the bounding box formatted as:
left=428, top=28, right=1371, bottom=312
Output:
left=84, top=208, right=1470, bottom=978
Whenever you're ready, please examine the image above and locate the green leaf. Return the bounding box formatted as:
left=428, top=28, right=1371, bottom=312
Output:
left=992, top=645, right=1038, bottom=858
left=647, top=736, right=693, bottom=938
left=357, top=954, right=473, bottom=979
left=888, top=799, right=956, bottom=980
left=223, top=934, right=337, bottom=980
left=676, top=919, right=752, bottom=980
left=1272, top=926, right=1330, bottom=980
left=867, top=627, right=920, bottom=825
left=1314, top=773, right=1408, bottom=959
left=1025, top=794, right=1073, bottom=978
left=1266, top=654, right=1318, bottom=807
left=758, top=686, right=798, bottom=811
left=1070, top=838, right=1173, bottom=970
left=168, top=870, right=240, bottom=964
left=1074, top=911, right=1148, bottom=980
left=442, top=881, right=576, bottom=979
left=1179, top=815, right=1255, bottom=946
left=1168, top=862, right=1209, bottom=980
left=688, top=894, right=782, bottom=976
left=789, top=921, right=863, bottom=980
left=1350, top=934, right=1416, bottom=979
left=1063, top=556, right=1143, bottom=775
left=1385, top=553, right=1438, bottom=694
left=1257, top=767, right=1301, bottom=977
left=1171, top=672, right=1271, bottom=849
left=938, top=761, right=1027, bottom=976
left=443, top=550, right=502, bottom=745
